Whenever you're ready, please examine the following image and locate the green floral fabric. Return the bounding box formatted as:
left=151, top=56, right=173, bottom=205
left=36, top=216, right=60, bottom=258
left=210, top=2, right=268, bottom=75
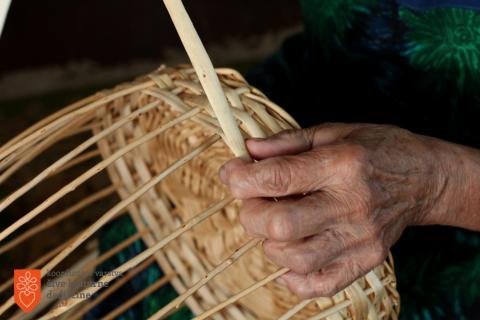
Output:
left=248, top=1, right=480, bottom=319
left=400, top=7, right=480, bottom=93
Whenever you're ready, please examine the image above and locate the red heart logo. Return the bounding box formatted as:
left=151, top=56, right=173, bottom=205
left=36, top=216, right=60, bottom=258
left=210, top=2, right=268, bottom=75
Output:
left=19, top=291, right=35, bottom=308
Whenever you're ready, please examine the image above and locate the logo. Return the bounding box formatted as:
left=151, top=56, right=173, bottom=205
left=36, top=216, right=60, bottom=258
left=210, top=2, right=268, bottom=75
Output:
left=14, top=270, right=41, bottom=312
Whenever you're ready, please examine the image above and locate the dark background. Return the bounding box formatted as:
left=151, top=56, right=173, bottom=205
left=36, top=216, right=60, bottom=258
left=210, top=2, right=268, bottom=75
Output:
left=1, top=0, right=301, bottom=73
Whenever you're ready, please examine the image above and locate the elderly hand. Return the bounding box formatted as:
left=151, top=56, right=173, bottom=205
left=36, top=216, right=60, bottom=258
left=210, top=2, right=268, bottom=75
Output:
left=219, top=123, right=470, bottom=299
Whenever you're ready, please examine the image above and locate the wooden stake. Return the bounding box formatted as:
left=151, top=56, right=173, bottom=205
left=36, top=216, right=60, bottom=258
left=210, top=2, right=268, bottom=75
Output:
left=163, top=0, right=249, bottom=160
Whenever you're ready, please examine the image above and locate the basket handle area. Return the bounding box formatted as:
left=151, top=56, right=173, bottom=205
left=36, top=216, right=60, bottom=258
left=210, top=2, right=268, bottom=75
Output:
left=163, top=0, right=251, bottom=161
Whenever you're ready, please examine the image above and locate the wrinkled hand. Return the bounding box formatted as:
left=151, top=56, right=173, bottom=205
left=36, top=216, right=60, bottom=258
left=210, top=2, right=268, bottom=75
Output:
left=220, top=123, right=449, bottom=298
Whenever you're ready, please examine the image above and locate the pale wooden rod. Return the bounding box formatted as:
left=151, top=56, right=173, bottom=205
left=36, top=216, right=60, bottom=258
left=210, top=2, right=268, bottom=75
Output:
left=103, top=273, right=175, bottom=320
left=0, top=111, right=92, bottom=180
left=163, top=0, right=249, bottom=160
left=0, top=186, right=116, bottom=255
left=148, top=238, right=260, bottom=320
left=0, top=93, right=100, bottom=154
left=193, top=267, right=290, bottom=320
left=0, top=81, right=154, bottom=162
left=71, top=256, right=157, bottom=320
left=0, top=0, right=11, bottom=39
left=278, top=298, right=314, bottom=320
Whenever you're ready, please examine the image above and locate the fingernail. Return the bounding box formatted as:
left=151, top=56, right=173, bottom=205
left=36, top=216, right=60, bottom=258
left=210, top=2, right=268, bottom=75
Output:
left=246, top=137, right=266, bottom=145
left=248, top=137, right=265, bottom=142
left=219, top=165, right=228, bottom=184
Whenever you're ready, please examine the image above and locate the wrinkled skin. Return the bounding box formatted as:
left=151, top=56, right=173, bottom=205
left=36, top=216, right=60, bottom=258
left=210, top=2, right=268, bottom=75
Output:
left=220, top=123, right=480, bottom=299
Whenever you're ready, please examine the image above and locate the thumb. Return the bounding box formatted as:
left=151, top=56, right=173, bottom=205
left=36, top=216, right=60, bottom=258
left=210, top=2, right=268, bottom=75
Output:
left=246, top=129, right=315, bottom=160
left=247, top=123, right=356, bottom=160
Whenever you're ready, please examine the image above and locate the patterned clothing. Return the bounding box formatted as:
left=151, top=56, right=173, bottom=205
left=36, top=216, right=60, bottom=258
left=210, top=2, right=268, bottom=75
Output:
left=248, top=1, right=480, bottom=319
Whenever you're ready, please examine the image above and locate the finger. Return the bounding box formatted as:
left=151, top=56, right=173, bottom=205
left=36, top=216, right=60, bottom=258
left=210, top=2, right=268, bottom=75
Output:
left=246, top=123, right=361, bottom=160
left=278, top=245, right=388, bottom=299
left=219, top=153, right=330, bottom=199
left=246, top=129, right=315, bottom=160
left=277, top=264, right=350, bottom=299
left=263, top=231, right=347, bottom=274
left=239, top=193, right=342, bottom=241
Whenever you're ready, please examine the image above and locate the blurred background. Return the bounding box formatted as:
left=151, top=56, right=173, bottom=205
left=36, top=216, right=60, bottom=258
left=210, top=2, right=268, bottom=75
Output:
left=0, top=0, right=302, bottom=135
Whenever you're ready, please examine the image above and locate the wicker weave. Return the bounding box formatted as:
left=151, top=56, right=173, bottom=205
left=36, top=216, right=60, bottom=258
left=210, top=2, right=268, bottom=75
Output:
left=0, top=65, right=399, bottom=319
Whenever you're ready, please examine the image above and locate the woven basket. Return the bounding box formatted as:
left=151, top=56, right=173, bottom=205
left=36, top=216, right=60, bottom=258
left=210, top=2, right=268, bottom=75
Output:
left=0, top=64, right=399, bottom=320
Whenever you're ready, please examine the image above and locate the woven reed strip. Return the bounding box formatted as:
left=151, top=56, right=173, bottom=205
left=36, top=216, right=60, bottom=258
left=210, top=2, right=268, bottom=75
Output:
left=0, top=112, right=90, bottom=171
left=279, top=299, right=315, bottom=320
left=40, top=195, right=233, bottom=319
left=0, top=185, right=116, bottom=255
left=0, top=111, right=92, bottom=173
left=94, top=130, right=208, bottom=317
left=194, top=268, right=290, bottom=320
left=148, top=238, right=260, bottom=320
left=103, top=273, right=175, bottom=320
left=0, top=108, right=201, bottom=242
left=0, top=100, right=161, bottom=213
left=0, top=135, right=218, bottom=317
left=85, top=227, right=152, bottom=271
left=0, top=116, right=99, bottom=173
left=39, top=134, right=219, bottom=276
left=0, top=93, right=101, bottom=154
left=40, top=224, right=157, bottom=315
left=0, top=82, right=155, bottom=161
left=70, top=256, right=157, bottom=320
left=0, top=111, right=93, bottom=183
left=307, top=276, right=396, bottom=320
left=52, top=149, right=101, bottom=176
left=95, top=99, right=221, bottom=317
left=199, top=272, right=397, bottom=320
left=170, top=241, right=256, bottom=320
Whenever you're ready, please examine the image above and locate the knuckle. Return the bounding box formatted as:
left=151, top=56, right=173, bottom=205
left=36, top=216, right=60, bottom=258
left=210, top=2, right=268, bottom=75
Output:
left=238, top=209, right=255, bottom=236
left=324, top=228, right=348, bottom=250
left=346, top=258, right=364, bottom=278
left=348, top=185, right=374, bottom=221
left=368, top=225, right=384, bottom=243
left=258, top=159, right=292, bottom=195
left=267, top=213, right=295, bottom=241
left=370, top=241, right=389, bottom=265
left=339, top=143, right=370, bottom=176
left=279, top=128, right=300, bottom=140
left=290, top=254, right=316, bottom=275
left=292, top=283, right=316, bottom=300
left=314, top=280, right=339, bottom=297
left=228, top=169, right=248, bottom=198
left=262, top=242, right=277, bottom=260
